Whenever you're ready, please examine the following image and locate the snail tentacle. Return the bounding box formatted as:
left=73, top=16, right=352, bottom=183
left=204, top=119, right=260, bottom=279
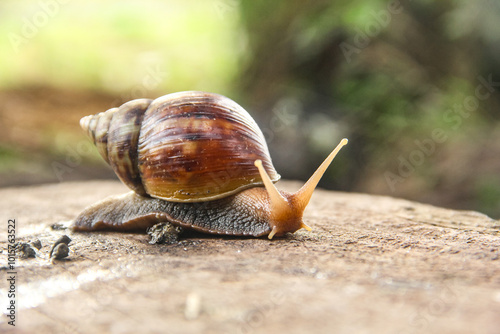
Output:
left=294, top=138, right=348, bottom=210
left=254, top=138, right=348, bottom=239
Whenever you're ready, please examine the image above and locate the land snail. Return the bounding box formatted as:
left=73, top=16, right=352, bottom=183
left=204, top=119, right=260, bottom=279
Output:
left=73, top=91, right=348, bottom=239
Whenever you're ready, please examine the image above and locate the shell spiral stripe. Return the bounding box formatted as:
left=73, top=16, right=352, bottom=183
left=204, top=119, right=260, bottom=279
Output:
left=81, top=98, right=153, bottom=196
left=107, top=99, right=152, bottom=196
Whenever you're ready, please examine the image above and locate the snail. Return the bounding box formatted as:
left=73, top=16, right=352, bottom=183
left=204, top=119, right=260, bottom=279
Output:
left=73, top=91, right=348, bottom=239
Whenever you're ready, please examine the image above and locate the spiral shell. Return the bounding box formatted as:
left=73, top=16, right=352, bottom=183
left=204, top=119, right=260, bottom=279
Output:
left=80, top=91, right=280, bottom=202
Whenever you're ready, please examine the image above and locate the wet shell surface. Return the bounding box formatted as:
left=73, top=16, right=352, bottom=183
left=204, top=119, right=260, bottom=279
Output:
left=80, top=91, right=280, bottom=202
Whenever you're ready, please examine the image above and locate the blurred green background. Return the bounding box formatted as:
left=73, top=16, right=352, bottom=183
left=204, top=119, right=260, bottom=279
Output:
left=1, top=0, right=499, bottom=218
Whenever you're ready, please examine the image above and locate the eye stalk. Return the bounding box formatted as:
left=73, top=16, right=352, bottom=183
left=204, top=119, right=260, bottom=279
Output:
left=255, top=138, right=348, bottom=239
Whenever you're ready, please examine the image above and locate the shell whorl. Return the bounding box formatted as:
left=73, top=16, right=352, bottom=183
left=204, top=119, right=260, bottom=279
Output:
left=80, top=98, right=153, bottom=196
left=81, top=91, right=280, bottom=202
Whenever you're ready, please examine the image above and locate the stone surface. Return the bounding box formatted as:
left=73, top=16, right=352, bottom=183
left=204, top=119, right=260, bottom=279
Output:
left=0, top=180, right=499, bottom=334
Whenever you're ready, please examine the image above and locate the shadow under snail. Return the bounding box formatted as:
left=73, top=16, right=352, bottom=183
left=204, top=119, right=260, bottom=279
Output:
left=73, top=91, right=348, bottom=239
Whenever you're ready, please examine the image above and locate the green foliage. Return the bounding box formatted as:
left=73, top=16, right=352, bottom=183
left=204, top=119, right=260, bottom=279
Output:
left=0, top=0, right=242, bottom=94
left=0, top=146, right=23, bottom=172
left=475, top=176, right=500, bottom=218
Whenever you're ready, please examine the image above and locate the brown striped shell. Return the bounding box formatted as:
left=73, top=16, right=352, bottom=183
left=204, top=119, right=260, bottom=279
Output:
left=80, top=91, right=280, bottom=202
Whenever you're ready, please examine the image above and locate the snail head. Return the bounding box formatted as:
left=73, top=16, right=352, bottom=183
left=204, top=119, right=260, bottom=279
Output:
left=255, top=138, right=348, bottom=239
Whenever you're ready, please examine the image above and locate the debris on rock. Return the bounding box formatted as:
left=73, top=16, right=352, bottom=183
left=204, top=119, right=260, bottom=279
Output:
left=51, top=223, right=67, bottom=230
left=16, top=242, right=37, bottom=259
left=30, top=239, right=42, bottom=250
left=50, top=235, right=72, bottom=260
left=14, top=238, right=43, bottom=259
left=51, top=243, right=70, bottom=260
left=147, top=222, right=183, bottom=245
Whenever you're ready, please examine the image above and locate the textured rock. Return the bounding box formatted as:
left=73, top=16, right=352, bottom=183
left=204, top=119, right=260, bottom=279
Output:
left=0, top=180, right=499, bottom=334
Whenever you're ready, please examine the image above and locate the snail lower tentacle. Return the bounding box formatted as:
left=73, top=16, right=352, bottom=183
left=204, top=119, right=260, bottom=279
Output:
left=73, top=188, right=273, bottom=237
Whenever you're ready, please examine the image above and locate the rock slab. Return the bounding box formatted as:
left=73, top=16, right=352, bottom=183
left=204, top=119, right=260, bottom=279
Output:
left=0, top=181, right=499, bottom=334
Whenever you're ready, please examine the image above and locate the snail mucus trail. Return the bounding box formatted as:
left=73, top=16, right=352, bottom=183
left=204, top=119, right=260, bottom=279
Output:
left=73, top=91, right=348, bottom=240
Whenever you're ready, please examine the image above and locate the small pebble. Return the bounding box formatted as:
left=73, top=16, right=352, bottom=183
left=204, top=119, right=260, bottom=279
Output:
left=30, top=239, right=42, bottom=250
left=16, top=243, right=37, bottom=259
left=56, top=235, right=71, bottom=245
left=51, top=243, right=69, bottom=260
left=51, top=223, right=67, bottom=230
left=50, top=235, right=71, bottom=259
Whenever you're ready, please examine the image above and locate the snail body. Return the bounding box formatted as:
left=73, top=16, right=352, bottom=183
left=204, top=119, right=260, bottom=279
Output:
left=73, top=91, right=348, bottom=239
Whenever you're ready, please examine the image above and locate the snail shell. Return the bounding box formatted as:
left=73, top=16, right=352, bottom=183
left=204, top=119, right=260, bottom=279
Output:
left=74, top=91, right=348, bottom=239
left=80, top=91, right=280, bottom=202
